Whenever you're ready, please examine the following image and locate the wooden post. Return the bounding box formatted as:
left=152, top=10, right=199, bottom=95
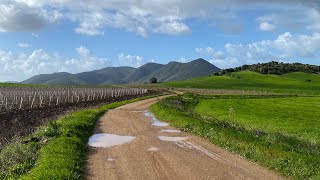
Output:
left=30, top=95, right=35, bottom=108
left=19, top=97, right=23, bottom=110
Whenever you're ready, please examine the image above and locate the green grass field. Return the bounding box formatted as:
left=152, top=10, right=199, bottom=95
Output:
left=153, top=71, right=320, bottom=179
left=164, top=71, right=320, bottom=94
left=151, top=94, right=320, bottom=179
left=0, top=83, right=39, bottom=87
left=195, top=97, right=320, bottom=144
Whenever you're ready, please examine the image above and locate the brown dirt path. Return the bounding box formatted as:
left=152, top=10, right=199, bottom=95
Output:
left=86, top=96, right=285, bottom=180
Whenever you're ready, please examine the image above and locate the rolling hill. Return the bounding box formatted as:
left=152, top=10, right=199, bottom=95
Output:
left=21, top=58, right=220, bottom=85
left=164, top=71, right=320, bottom=94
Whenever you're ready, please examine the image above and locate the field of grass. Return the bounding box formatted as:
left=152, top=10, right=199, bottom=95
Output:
left=151, top=94, right=320, bottom=179
left=195, top=96, right=320, bottom=143
left=0, top=83, right=43, bottom=87
left=163, top=71, right=320, bottom=94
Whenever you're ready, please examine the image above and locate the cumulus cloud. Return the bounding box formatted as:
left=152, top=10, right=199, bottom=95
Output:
left=154, top=21, right=190, bottom=35
left=118, top=53, right=145, bottom=67
left=0, top=46, right=111, bottom=82
left=259, top=22, right=276, bottom=31
left=196, top=32, right=320, bottom=68
left=0, top=0, right=319, bottom=36
left=18, top=43, right=30, bottom=48
left=257, top=7, right=320, bottom=32
left=0, top=1, right=62, bottom=32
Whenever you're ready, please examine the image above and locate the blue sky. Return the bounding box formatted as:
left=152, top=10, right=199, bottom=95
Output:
left=0, top=0, right=320, bottom=81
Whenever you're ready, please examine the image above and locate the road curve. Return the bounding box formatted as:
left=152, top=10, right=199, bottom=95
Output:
left=86, top=96, right=284, bottom=180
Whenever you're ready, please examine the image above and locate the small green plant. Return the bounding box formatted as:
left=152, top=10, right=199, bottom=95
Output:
left=228, top=106, right=236, bottom=120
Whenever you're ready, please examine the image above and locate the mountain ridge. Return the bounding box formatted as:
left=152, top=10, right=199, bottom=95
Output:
left=21, top=58, right=220, bottom=85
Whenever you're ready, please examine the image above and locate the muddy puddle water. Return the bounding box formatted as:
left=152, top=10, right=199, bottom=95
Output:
left=88, top=133, right=136, bottom=148
left=147, top=147, right=160, bottom=152
left=158, top=136, right=188, bottom=142
left=160, top=129, right=181, bottom=133
left=144, top=111, right=169, bottom=127
left=106, top=157, right=116, bottom=161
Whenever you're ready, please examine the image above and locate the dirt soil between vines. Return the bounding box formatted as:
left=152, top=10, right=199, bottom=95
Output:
left=0, top=93, right=153, bottom=149
left=86, top=96, right=285, bottom=180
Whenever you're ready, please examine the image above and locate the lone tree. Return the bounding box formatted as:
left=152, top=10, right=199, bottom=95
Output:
left=149, top=77, right=158, bottom=84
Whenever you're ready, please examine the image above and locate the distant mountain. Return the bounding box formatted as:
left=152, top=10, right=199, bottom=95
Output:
left=22, top=72, right=73, bottom=84
left=123, top=63, right=164, bottom=83
left=21, top=58, right=220, bottom=85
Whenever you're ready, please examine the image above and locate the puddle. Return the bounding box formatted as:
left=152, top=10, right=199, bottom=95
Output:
left=160, top=129, right=181, bottom=133
left=88, top=133, right=136, bottom=148
left=158, top=136, right=188, bottom=142
left=144, top=111, right=169, bottom=127
left=106, top=157, right=116, bottom=161
left=147, top=147, right=160, bottom=152
left=174, top=141, right=220, bottom=160
left=131, top=110, right=148, bottom=113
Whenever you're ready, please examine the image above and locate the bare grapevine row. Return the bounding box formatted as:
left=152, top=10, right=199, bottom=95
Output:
left=0, top=86, right=148, bottom=112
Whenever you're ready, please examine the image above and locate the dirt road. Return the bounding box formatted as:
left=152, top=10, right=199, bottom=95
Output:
left=86, top=96, right=284, bottom=180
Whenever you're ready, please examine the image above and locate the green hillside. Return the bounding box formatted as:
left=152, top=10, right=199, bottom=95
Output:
left=164, top=71, right=320, bottom=94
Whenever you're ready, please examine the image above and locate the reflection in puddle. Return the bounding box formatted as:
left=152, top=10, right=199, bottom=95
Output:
left=144, top=111, right=169, bottom=127
left=158, top=136, right=188, bottom=142
left=147, top=147, right=160, bottom=152
left=88, top=133, right=136, bottom=148
left=107, top=157, right=116, bottom=161
left=160, top=129, right=181, bottom=133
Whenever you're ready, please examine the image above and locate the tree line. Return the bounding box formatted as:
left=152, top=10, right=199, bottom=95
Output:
left=214, top=61, right=320, bottom=76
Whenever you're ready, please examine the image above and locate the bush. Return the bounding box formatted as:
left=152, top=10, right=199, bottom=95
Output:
left=149, top=77, right=158, bottom=84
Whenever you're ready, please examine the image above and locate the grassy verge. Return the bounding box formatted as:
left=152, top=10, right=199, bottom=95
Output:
left=150, top=94, right=320, bottom=179
left=195, top=96, right=320, bottom=143
left=0, top=95, right=159, bottom=180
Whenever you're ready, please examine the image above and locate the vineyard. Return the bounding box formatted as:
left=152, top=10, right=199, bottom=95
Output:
left=0, top=86, right=147, bottom=112
left=0, top=86, right=150, bottom=148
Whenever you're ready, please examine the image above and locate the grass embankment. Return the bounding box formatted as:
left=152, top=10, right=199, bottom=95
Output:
left=164, top=71, right=320, bottom=94
left=0, top=95, right=158, bottom=179
left=151, top=94, right=320, bottom=179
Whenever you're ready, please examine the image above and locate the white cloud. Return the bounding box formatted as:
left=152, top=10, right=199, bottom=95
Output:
left=18, top=43, right=30, bottom=48
left=118, top=53, right=145, bottom=67
left=262, top=32, right=320, bottom=58
left=306, top=8, right=320, bottom=31
left=117, top=53, right=156, bottom=67
left=0, top=46, right=111, bottom=81
left=196, top=47, right=224, bottom=59
left=177, top=57, right=187, bottom=63
left=257, top=7, right=320, bottom=32
left=196, top=32, right=320, bottom=68
left=0, top=0, right=319, bottom=36
left=0, top=1, right=62, bottom=32
left=154, top=21, right=190, bottom=35
left=259, top=22, right=276, bottom=31
left=31, top=33, right=39, bottom=38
